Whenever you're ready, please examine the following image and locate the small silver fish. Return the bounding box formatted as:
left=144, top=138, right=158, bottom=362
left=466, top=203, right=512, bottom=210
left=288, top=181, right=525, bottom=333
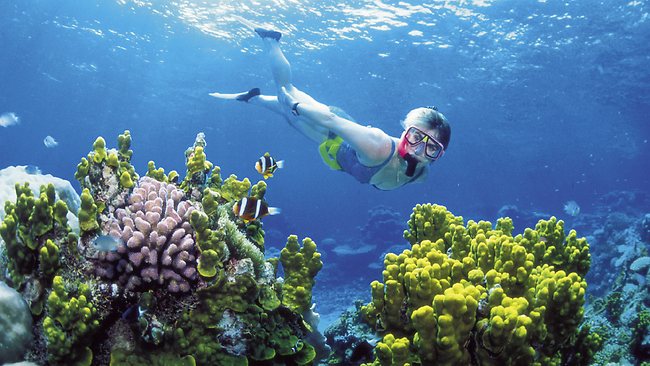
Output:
left=93, top=235, right=122, bottom=252
left=43, top=135, right=58, bottom=148
left=563, top=200, right=580, bottom=217
left=0, top=112, right=20, bottom=127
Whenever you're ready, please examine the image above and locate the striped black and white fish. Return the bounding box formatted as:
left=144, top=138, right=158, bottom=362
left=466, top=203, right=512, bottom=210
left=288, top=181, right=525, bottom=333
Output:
left=233, top=196, right=281, bottom=222
left=255, top=152, right=284, bottom=179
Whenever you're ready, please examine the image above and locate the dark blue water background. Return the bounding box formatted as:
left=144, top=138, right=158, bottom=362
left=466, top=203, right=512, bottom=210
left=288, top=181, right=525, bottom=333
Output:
left=1, top=0, right=649, bottom=321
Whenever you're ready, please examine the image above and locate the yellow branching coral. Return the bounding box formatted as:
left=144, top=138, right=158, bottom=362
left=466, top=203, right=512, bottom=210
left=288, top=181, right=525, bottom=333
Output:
left=279, top=236, right=322, bottom=314
left=362, top=204, right=593, bottom=366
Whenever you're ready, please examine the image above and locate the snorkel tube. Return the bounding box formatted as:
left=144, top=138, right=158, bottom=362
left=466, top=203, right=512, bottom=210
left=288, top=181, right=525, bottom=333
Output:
left=398, top=137, right=419, bottom=177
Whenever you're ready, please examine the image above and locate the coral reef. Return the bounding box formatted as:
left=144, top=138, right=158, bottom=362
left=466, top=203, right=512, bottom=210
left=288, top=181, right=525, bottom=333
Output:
left=93, top=177, right=199, bottom=293
left=0, top=180, right=78, bottom=315
left=360, top=204, right=596, bottom=365
left=7, top=127, right=643, bottom=366
left=173, top=236, right=321, bottom=366
left=575, top=193, right=650, bottom=365
left=325, top=300, right=378, bottom=365
left=280, top=235, right=323, bottom=314
left=0, top=131, right=329, bottom=366
left=642, top=213, right=650, bottom=243
left=43, top=276, right=99, bottom=365
left=74, top=131, right=138, bottom=235
left=0, top=165, right=80, bottom=220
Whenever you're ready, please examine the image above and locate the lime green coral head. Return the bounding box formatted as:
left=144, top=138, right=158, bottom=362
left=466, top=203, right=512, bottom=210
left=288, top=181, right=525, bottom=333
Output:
left=92, top=137, right=107, bottom=164
left=280, top=236, right=322, bottom=314
left=362, top=204, right=592, bottom=366
left=119, top=171, right=135, bottom=189
left=78, top=188, right=99, bottom=234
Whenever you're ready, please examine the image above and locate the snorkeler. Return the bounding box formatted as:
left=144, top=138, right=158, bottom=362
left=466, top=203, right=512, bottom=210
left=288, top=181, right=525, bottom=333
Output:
left=210, top=27, right=451, bottom=191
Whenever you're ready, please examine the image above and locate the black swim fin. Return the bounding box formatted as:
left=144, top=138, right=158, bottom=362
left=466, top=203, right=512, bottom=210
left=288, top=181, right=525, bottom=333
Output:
left=236, top=88, right=261, bottom=102
left=254, top=27, right=282, bottom=41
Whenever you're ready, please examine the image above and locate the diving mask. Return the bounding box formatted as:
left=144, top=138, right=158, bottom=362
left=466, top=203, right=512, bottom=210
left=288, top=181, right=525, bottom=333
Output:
left=404, top=126, right=445, bottom=160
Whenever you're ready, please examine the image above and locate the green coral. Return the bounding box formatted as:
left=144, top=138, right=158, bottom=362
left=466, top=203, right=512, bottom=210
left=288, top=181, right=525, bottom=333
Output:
left=201, top=188, right=220, bottom=217
left=245, top=220, right=265, bottom=249
left=117, top=129, right=133, bottom=161
left=186, top=146, right=211, bottom=177
left=0, top=183, right=69, bottom=285
left=190, top=210, right=229, bottom=278
left=218, top=206, right=265, bottom=274
left=208, top=165, right=223, bottom=188
left=361, top=204, right=593, bottom=366
left=110, top=349, right=196, bottom=366
left=38, top=239, right=60, bottom=277
left=120, top=171, right=135, bottom=188
left=251, top=180, right=267, bottom=200
left=74, top=157, right=90, bottom=182
left=78, top=188, right=99, bottom=235
left=147, top=160, right=168, bottom=182
left=106, top=152, right=119, bottom=168
left=218, top=174, right=251, bottom=203
left=168, top=170, right=180, bottom=183
left=53, top=200, right=68, bottom=227
left=557, top=324, right=603, bottom=366
left=75, top=131, right=137, bottom=209
left=180, top=135, right=214, bottom=193
left=173, top=270, right=259, bottom=364
left=92, top=136, right=107, bottom=164
left=176, top=272, right=313, bottom=365
left=280, top=236, right=323, bottom=314
left=244, top=181, right=268, bottom=247
left=366, top=334, right=413, bottom=366
left=43, top=276, right=99, bottom=365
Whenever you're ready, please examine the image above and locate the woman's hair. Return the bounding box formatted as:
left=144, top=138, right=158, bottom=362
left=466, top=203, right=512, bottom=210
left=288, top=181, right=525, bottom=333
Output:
left=403, top=107, right=451, bottom=149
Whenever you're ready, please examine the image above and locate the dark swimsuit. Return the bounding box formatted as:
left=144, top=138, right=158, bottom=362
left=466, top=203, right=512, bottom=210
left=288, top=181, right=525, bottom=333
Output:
left=320, top=132, right=424, bottom=190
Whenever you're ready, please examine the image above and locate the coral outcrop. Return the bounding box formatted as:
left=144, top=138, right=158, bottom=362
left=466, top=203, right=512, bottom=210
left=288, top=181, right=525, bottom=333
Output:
left=280, top=235, right=323, bottom=314
left=360, top=204, right=596, bottom=366
left=94, top=177, right=198, bottom=293
left=0, top=131, right=328, bottom=366
left=43, top=275, right=99, bottom=365
left=0, top=180, right=78, bottom=315
left=74, top=131, right=138, bottom=236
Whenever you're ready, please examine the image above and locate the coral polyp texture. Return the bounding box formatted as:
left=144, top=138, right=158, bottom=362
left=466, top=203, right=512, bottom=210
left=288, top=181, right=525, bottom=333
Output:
left=360, top=203, right=597, bottom=366
left=94, top=176, right=198, bottom=293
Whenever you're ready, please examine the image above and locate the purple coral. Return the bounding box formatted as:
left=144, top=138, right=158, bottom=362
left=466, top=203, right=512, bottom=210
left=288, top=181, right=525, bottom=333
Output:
left=96, top=177, right=198, bottom=293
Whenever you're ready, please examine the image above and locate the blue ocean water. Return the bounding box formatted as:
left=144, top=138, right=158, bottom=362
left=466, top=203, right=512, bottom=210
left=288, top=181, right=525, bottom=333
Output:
left=1, top=0, right=649, bottom=335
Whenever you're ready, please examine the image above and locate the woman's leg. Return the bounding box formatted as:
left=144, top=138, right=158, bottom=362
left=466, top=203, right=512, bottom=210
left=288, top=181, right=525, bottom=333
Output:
left=257, top=30, right=322, bottom=107
left=209, top=90, right=282, bottom=115
left=256, top=30, right=330, bottom=143
left=210, top=28, right=331, bottom=143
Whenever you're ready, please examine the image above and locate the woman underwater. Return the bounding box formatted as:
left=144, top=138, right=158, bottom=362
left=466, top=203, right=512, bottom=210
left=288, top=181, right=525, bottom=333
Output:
left=210, top=27, right=451, bottom=191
